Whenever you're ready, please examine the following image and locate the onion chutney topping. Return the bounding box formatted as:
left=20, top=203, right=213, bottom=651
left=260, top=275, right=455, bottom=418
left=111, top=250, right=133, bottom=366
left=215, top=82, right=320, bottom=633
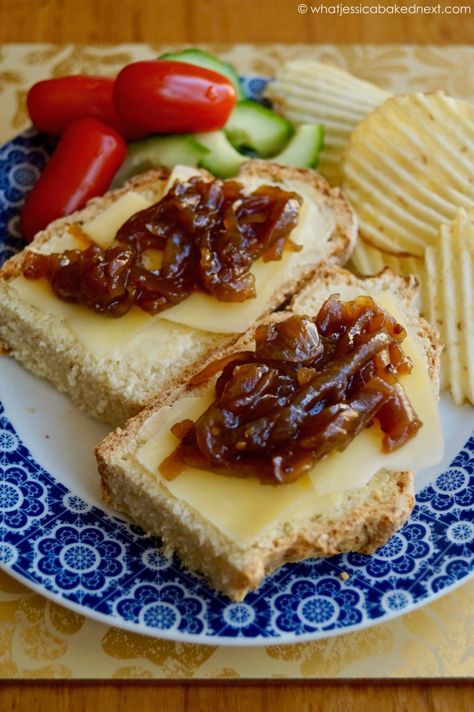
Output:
left=161, top=295, right=422, bottom=485
left=22, top=177, right=302, bottom=317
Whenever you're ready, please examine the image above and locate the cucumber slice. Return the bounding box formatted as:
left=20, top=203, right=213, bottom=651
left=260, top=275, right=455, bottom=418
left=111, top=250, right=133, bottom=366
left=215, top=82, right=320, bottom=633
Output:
left=224, top=100, right=293, bottom=158
left=273, top=124, right=325, bottom=168
left=159, top=48, right=244, bottom=100
left=112, top=135, right=209, bottom=187
left=194, top=131, right=246, bottom=179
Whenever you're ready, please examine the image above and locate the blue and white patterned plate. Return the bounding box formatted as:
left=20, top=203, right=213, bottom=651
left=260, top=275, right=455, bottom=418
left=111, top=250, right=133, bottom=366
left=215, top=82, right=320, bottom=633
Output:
left=1, top=76, right=474, bottom=646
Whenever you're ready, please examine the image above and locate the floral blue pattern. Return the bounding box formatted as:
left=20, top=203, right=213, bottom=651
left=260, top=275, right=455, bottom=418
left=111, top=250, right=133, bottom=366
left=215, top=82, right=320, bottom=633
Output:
left=33, top=524, right=126, bottom=600
left=114, top=582, right=207, bottom=635
left=0, top=78, right=473, bottom=644
left=271, top=577, right=364, bottom=634
left=0, top=466, right=47, bottom=531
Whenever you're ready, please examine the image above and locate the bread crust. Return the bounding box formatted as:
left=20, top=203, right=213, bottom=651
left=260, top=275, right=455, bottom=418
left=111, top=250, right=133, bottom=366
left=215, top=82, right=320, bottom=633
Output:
left=0, top=163, right=357, bottom=426
left=96, top=265, right=441, bottom=601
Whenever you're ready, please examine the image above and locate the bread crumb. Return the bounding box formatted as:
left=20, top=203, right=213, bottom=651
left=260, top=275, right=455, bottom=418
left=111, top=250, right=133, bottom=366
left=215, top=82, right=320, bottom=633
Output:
left=339, top=571, right=350, bottom=581
left=67, top=365, right=78, bottom=387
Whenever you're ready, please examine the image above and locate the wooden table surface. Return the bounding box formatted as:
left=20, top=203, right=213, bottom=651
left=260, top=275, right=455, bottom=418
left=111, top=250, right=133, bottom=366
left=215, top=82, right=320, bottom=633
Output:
left=0, top=0, right=473, bottom=709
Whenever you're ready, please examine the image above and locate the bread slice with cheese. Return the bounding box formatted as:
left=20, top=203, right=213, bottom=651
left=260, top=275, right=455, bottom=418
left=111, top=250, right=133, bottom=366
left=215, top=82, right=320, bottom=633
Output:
left=0, top=162, right=356, bottom=426
left=96, top=265, right=442, bottom=601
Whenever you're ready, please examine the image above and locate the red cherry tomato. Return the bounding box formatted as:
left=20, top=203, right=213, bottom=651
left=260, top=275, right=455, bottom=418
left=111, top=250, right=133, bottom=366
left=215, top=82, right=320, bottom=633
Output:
left=20, top=118, right=126, bottom=242
left=114, top=60, right=236, bottom=133
left=27, top=75, right=145, bottom=140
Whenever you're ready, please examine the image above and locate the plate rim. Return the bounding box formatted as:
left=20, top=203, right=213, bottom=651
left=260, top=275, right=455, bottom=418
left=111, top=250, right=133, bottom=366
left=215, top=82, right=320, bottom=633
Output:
left=2, top=555, right=474, bottom=647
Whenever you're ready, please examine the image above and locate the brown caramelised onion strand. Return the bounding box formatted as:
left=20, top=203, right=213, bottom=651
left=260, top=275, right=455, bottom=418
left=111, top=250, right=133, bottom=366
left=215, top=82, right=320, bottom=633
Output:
left=160, top=296, right=423, bottom=485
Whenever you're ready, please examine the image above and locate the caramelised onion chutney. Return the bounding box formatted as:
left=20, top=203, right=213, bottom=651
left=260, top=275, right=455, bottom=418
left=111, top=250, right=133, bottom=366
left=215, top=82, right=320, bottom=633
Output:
left=21, top=177, right=302, bottom=317
left=160, top=295, right=423, bottom=485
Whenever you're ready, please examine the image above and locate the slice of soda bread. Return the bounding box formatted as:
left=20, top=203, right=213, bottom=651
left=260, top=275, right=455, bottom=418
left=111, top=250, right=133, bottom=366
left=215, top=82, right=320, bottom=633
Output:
left=96, top=265, right=442, bottom=601
left=0, top=162, right=356, bottom=426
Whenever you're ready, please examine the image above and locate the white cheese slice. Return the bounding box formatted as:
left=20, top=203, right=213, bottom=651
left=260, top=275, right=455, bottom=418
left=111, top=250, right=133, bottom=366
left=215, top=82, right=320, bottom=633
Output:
left=82, top=191, right=153, bottom=248
left=160, top=460, right=315, bottom=548
left=9, top=275, right=159, bottom=357
left=134, top=301, right=443, bottom=547
left=160, top=259, right=283, bottom=334
left=33, top=230, right=91, bottom=255
left=164, top=164, right=206, bottom=193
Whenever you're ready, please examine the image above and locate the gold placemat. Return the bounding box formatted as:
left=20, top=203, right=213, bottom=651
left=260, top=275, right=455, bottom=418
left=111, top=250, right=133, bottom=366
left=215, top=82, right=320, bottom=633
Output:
left=1, top=43, right=474, bottom=679
left=2, top=569, right=474, bottom=678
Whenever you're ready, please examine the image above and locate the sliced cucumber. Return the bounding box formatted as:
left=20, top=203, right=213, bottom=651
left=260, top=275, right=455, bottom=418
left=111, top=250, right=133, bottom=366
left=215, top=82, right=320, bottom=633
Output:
left=273, top=124, right=325, bottom=168
left=224, top=100, right=293, bottom=158
left=194, top=131, right=246, bottom=179
left=112, top=135, right=209, bottom=187
left=159, top=48, right=244, bottom=100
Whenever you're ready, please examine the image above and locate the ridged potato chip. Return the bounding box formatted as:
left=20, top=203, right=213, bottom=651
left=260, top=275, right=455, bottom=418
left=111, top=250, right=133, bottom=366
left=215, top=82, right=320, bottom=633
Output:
left=349, top=238, right=428, bottom=314
left=343, top=92, right=474, bottom=257
left=264, top=61, right=390, bottom=185
left=425, top=208, right=474, bottom=405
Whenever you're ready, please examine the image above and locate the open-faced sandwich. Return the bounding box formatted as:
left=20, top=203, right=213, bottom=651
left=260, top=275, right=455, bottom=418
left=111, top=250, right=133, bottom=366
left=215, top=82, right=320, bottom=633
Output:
left=96, top=266, right=442, bottom=600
